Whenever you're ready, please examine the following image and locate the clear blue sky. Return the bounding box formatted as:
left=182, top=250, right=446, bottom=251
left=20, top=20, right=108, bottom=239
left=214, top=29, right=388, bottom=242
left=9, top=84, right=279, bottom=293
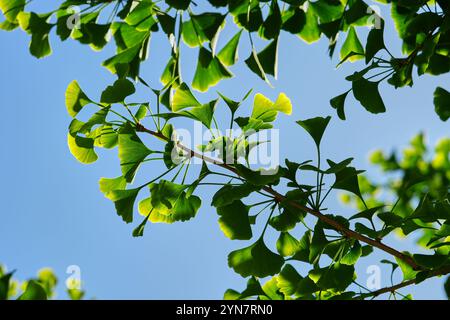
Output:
left=0, top=2, right=449, bottom=299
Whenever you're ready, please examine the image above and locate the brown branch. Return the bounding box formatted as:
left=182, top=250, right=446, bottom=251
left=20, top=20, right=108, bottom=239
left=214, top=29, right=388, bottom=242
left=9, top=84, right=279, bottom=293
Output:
left=356, top=265, right=450, bottom=299
left=136, top=124, right=421, bottom=270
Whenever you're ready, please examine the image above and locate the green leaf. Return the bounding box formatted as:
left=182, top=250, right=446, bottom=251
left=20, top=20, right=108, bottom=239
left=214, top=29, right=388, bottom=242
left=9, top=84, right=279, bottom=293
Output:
left=18, top=280, right=47, bottom=300
left=166, top=0, right=190, bottom=10
left=17, top=12, right=53, bottom=58
left=172, top=83, right=201, bottom=111
left=259, top=0, right=282, bottom=40
left=118, top=124, right=152, bottom=182
left=105, top=187, right=140, bottom=223
left=73, top=22, right=111, bottom=51
left=251, top=93, right=292, bottom=122
left=341, top=241, right=362, bottom=265
left=310, top=0, right=345, bottom=23
left=261, top=277, right=284, bottom=300
left=445, top=276, right=450, bottom=299
left=352, top=78, right=386, bottom=114
left=67, top=288, right=85, bottom=300
left=277, top=264, right=302, bottom=297
left=309, top=225, right=329, bottom=264
left=125, top=0, right=156, bottom=30
left=395, top=255, right=418, bottom=281
left=433, top=87, right=450, bottom=121
left=211, top=183, right=260, bottom=208
left=102, top=44, right=141, bottom=76
left=100, top=79, right=135, bottom=104
left=308, top=263, right=355, bottom=291
left=139, top=180, right=201, bottom=224
left=365, top=22, right=385, bottom=63
left=413, top=253, right=448, bottom=269
left=281, top=7, right=306, bottom=34
left=135, top=104, right=148, bottom=121
left=182, top=13, right=225, bottom=49
left=340, top=27, right=364, bottom=63
left=330, top=91, right=349, bottom=120
left=269, top=206, right=304, bottom=232
left=65, top=80, right=92, bottom=118
left=230, top=0, right=263, bottom=32
left=217, top=200, right=252, bottom=240
left=192, top=47, right=233, bottom=92
left=349, top=206, right=384, bottom=222
left=67, top=133, right=98, bottom=164
left=0, top=19, right=18, bottom=30
left=37, top=268, right=57, bottom=298
left=234, top=164, right=281, bottom=186
left=217, top=92, right=241, bottom=114
left=355, top=223, right=378, bottom=239
left=224, top=277, right=265, bottom=300
left=245, top=38, right=278, bottom=81
left=298, top=6, right=321, bottom=43
left=0, top=271, right=13, bottom=300
left=0, top=0, right=25, bottom=21
left=99, top=176, right=127, bottom=195
left=132, top=212, right=151, bottom=237
left=228, top=238, right=284, bottom=278
left=276, top=232, right=301, bottom=257
left=178, top=99, right=218, bottom=128
left=217, top=30, right=242, bottom=66
left=378, top=211, right=403, bottom=227
left=296, top=116, right=331, bottom=149
left=291, top=231, right=312, bottom=263
left=328, top=160, right=364, bottom=200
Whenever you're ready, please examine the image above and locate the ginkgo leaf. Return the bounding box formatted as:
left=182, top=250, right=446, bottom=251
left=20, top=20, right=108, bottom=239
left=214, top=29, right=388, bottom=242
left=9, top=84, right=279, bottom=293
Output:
left=245, top=38, right=278, bottom=81
left=269, top=207, right=304, bottom=232
left=102, top=44, right=141, bottom=75
left=99, top=176, right=127, bottom=195
left=298, top=6, right=321, bottom=44
left=18, top=280, right=47, bottom=300
left=308, top=263, right=355, bottom=291
left=434, top=87, right=450, bottom=121
left=217, top=200, right=252, bottom=240
left=172, top=82, right=201, bottom=111
left=296, top=116, right=331, bottom=149
left=0, top=0, right=25, bottom=21
left=228, top=238, right=284, bottom=278
left=100, top=79, right=135, bottom=104
left=277, top=264, right=302, bottom=297
left=139, top=180, right=201, bottom=224
left=276, top=232, right=301, bottom=257
left=217, top=30, right=242, bottom=66
left=251, top=93, right=292, bottom=123
left=223, top=277, right=265, bottom=300
left=105, top=187, right=141, bottom=223
left=182, top=13, right=225, bottom=49
left=67, top=133, right=98, bottom=164
left=125, top=0, right=156, bottom=31
left=192, top=47, right=233, bottom=92
left=330, top=91, right=349, bottom=120
left=352, top=78, right=386, bottom=114
left=65, top=80, right=92, bottom=118
left=211, top=183, right=260, bottom=208
left=340, top=27, right=364, bottom=63
left=17, top=12, right=53, bottom=58
left=118, top=124, right=152, bottom=182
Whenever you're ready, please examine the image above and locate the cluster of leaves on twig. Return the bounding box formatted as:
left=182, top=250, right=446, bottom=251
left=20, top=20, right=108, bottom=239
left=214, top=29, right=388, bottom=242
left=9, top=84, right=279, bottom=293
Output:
left=1, top=0, right=450, bottom=300
left=1, top=0, right=449, bottom=119
left=0, top=264, right=85, bottom=300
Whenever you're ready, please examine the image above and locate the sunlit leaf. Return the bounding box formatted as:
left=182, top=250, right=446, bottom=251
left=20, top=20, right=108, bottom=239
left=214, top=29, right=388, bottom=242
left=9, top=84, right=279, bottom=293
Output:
left=228, top=238, right=284, bottom=278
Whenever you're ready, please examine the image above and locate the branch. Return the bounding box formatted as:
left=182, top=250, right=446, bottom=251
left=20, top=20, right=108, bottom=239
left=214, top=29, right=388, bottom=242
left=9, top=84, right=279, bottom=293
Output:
left=136, top=124, right=421, bottom=270
left=355, top=265, right=450, bottom=299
